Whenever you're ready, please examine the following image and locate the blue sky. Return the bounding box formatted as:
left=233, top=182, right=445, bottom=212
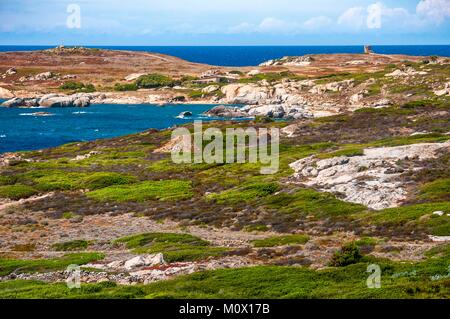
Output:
left=0, top=0, right=449, bottom=45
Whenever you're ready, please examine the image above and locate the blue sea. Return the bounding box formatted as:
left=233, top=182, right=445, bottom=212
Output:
left=0, top=45, right=449, bottom=66
left=0, top=103, right=239, bottom=153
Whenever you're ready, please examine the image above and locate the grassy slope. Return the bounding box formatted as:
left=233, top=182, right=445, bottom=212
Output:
left=0, top=247, right=449, bottom=298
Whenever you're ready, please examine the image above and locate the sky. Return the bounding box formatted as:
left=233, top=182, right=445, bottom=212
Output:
left=0, top=0, right=449, bottom=45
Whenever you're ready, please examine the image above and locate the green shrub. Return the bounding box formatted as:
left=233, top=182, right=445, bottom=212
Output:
left=265, top=188, right=366, bottom=218
left=114, top=83, right=138, bottom=91
left=0, top=175, right=17, bottom=186
left=252, top=234, right=310, bottom=247
left=208, top=182, right=279, bottom=204
left=52, top=240, right=90, bottom=251
left=62, top=212, right=76, bottom=219
left=0, top=185, right=37, bottom=200
left=243, top=224, right=269, bottom=232
left=80, top=172, right=137, bottom=190
left=420, top=178, right=450, bottom=201
left=87, top=180, right=193, bottom=202
left=329, top=242, right=363, bottom=267
left=59, top=81, right=95, bottom=93
left=180, top=75, right=199, bottom=83
left=136, top=74, right=175, bottom=88
left=30, top=171, right=85, bottom=191
left=366, top=202, right=449, bottom=236
left=21, top=170, right=136, bottom=192
left=188, top=90, right=204, bottom=99
left=172, top=95, right=186, bottom=102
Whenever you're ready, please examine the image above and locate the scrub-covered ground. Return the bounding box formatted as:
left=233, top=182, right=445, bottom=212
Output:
left=0, top=55, right=449, bottom=298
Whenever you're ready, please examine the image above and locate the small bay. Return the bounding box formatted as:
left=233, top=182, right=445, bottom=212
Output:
left=0, top=103, right=242, bottom=153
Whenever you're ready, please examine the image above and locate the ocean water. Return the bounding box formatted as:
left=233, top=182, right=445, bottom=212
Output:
left=0, top=103, right=241, bottom=153
left=0, top=45, right=449, bottom=66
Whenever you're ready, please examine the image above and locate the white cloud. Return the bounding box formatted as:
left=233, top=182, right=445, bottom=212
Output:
left=227, top=22, right=254, bottom=34
left=228, top=17, right=300, bottom=34
left=338, top=7, right=366, bottom=29
left=416, top=0, right=450, bottom=24
left=303, top=16, right=333, bottom=30
left=257, top=17, right=293, bottom=33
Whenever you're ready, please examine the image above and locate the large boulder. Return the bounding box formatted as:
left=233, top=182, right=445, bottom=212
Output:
left=39, top=93, right=91, bottom=107
left=34, top=71, right=54, bottom=80
left=204, top=105, right=248, bottom=118
left=124, top=253, right=165, bottom=270
left=1, top=97, right=39, bottom=107
left=1, top=97, right=22, bottom=107
left=246, top=104, right=285, bottom=118
left=39, top=96, right=75, bottom=107
left=201, top=85, right=219, bottom=94
left=221, top=84, right=271, bottom=105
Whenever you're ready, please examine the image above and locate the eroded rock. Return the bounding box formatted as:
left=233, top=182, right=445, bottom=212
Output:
left=289, top=141, right=450, bottom=210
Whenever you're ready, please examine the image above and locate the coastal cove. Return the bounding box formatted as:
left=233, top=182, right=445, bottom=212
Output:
left=0, top=103, right=244, bottom=153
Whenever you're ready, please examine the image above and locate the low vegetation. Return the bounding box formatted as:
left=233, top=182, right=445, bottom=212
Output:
left=1, top=247, right=449, bottom=298
left=207, top=182, right=279, bottom=204
left=0, top=253, right=104, bottom=276
left=329, top=242, right=364, bottom=267
left=113, top=233, right=229, bottom=262
left=87, top=180, right=193, bottom=202
left=0, top=184, right=37, bottom=200
left=252, top=235, right=310, bottom=247
left=59, top=81, right=95, bottom=93
left=51, top=240, right=91, bottom=252
left=135, top=74, right=175, bottom=88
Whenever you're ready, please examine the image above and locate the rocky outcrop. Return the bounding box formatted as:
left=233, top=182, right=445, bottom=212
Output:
left=0, top=87, right=15, bottom=99
left=385, top=67, right=427, bottom=77
left=124, top=73, right=146, bottom=81
left=206, top=79, right=351, bottom=119
left=204, top=105, right=248, bottom=118
left=1, top=97, right=39, bottom=107
left=1, top=68, right=17, bottom=79
left=309, top=80, right=354, bottom=94
left=289, top=141, right=450, bottom=210
left=122, top=253, right=165, bottom=270
left=201, top=85, right=220, bottom=94
left=39, top=93, right=91, bottom=107
left=260, top=55, right=314, bottom=67
left=221, top=83, right=272, bottom=105
left=434, top=82, right=450, bottom=96
left=1, top=93, right=93, bottom=108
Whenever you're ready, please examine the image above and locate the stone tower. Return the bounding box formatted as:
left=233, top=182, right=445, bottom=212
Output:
left=364, top=45, right=374, bottom=54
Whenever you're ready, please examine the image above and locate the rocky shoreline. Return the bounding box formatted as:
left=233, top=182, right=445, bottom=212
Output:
left=1, top=48, right=449, bottom=120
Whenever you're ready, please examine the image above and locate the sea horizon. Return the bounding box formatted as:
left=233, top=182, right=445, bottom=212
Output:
left=1, top=44, right=449, bottom=66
